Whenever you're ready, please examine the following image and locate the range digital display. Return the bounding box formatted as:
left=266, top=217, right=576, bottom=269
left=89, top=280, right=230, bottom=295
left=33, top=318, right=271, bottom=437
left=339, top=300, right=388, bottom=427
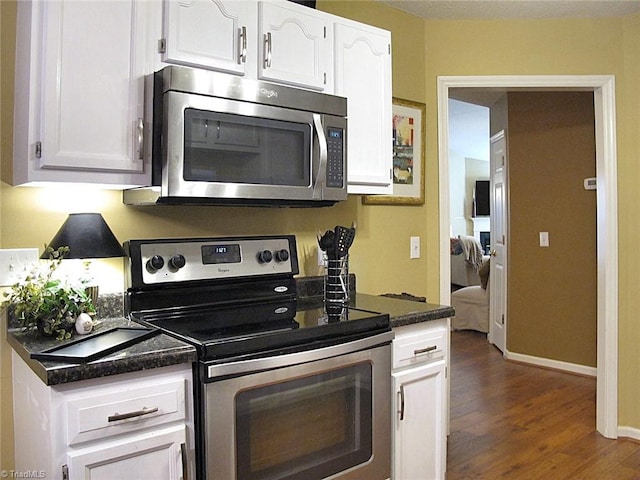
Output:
left=202, top=244, right=241, bottom=264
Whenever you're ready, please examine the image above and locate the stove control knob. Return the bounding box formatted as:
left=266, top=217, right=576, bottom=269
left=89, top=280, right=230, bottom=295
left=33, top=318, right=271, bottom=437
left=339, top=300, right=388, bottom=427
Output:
left=275, top=249, right=289, bottom=262
left=169, top=254, right=186, bottom=270
left=146, top=255, right=165, bottom=272
left=257, top=250, right=273, bottom=263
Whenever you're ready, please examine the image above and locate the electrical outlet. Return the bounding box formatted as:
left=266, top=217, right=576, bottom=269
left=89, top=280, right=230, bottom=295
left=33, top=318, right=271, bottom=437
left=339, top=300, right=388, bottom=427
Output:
left=539, top=232, right=550, bottom=247
left=410, top=236, right=421, bottom=259
left=0, top=248, right=40, bottom=286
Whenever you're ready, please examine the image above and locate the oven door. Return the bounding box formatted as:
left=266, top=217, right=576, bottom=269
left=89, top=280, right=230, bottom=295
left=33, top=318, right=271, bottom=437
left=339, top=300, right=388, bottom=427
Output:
left=200, top=333, right=392, bottom=480
left=160, top=91, right=346, bottom=204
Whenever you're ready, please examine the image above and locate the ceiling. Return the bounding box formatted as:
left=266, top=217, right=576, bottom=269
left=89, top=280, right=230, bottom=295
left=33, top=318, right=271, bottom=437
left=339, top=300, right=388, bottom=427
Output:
left=378, top=0, right=640, bottom=19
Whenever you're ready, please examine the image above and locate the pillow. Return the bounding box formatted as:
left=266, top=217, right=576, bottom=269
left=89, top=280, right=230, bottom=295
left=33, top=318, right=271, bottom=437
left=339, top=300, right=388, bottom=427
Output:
left=450, top=238, right=463, bottom=255
left=479, top=259, right=490, bottom=289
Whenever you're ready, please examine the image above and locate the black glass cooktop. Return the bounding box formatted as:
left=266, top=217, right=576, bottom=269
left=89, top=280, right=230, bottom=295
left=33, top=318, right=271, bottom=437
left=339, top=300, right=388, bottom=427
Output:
left=133, top=300, right=390, bottom=360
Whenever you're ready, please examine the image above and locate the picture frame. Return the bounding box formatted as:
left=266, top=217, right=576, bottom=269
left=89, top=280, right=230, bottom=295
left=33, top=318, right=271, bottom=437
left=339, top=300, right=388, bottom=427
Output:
left=363, top=97, right=426, bottom=205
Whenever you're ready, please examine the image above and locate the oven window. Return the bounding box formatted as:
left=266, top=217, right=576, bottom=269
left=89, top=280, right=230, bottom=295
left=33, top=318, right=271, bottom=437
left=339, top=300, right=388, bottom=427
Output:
left=235, top=363, right=372, bottom=480
left=184, top=109, right=311, bottom=187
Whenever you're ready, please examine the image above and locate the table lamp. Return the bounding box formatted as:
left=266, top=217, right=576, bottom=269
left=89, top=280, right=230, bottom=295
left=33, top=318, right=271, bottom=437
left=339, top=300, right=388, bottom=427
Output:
left=41, top=213, right=125, bottom=308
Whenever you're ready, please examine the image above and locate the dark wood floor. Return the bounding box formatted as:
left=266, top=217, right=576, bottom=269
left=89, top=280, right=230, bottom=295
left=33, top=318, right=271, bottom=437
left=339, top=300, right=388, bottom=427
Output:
left=447, top=330, right=640, bottom=479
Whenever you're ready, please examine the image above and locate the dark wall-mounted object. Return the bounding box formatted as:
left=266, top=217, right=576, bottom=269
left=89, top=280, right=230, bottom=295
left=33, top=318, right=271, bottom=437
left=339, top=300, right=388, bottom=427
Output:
left=288, top=0, right=316, bottom=8
left=474, top=180, right=490, bottom=217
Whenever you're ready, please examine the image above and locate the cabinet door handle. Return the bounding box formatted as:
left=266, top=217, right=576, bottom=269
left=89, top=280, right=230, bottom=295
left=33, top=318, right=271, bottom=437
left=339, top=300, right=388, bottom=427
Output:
left=398, top=385, right=405, bottom=421
left=137, top=117, right=144, bottom=160
left=181, top=442, right=189, bottom=480
left=238, top=26, right=247, bottom=64
left=107, top=406, right=158, bottom=422
left=264, top=32, right=272, bottom=68
left=414, top=345, right=438, bottom=356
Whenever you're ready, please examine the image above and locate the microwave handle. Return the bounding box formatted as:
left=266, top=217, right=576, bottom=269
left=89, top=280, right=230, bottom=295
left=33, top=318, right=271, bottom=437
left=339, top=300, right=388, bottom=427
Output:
left=263, top=32, right=272, bottom=69
left=312, top=114, right=327, bottom=200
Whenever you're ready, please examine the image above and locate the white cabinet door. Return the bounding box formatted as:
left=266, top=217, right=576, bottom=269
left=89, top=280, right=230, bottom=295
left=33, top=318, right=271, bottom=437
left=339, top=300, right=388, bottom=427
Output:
left=162, top=0, right=257, bottom=76
left=66, top=425, right=187, bottom=480
left=392, top=360, right=447, bottom=480
left=334, top=21, right=392, bottom=194
left=258, top=1, right=330, bottom=91
left=13, top=0, right=151, bottom=186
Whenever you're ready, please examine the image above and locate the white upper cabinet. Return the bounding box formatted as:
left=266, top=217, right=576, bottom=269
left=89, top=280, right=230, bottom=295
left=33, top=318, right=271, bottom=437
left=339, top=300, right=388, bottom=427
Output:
left=12, top=0, right=152, bottom=187
left=334, top=20, right=393, bottom=194
left=258, top=1, right=330, bottom=91
left=161, top=0, right=331, bottom=91
left=161, top=0, right=257, bottom=76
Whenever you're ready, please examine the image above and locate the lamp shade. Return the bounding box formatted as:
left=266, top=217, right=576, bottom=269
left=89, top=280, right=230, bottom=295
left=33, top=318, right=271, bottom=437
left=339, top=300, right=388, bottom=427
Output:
left=41, top=213, right=125, bottom=259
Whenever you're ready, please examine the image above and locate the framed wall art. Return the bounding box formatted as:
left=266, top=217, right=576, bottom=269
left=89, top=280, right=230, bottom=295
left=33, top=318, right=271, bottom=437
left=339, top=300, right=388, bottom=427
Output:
left=363, top=97, right=426, bottom=205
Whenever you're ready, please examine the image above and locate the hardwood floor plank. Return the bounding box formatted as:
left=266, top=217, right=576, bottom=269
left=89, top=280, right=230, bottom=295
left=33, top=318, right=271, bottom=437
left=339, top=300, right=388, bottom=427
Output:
left=447, top=330, right=640, bottom=479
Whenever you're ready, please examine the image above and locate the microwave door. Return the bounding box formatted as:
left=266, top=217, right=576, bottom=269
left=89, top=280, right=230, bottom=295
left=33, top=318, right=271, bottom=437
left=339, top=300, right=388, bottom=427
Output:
left=163, top=92, right=318, bottom=202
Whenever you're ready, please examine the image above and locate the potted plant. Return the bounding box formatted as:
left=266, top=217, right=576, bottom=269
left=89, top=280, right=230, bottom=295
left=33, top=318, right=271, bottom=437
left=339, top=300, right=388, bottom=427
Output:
left=2, top=246, right=95, bottom=340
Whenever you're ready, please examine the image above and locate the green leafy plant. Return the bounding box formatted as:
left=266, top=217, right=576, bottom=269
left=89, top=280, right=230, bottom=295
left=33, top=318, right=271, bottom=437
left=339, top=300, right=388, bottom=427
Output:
left=2, top=246, right=95, bottom=340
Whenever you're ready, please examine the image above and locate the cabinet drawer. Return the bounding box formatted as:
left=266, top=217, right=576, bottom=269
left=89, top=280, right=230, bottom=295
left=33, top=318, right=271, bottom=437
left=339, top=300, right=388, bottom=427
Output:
left=66, top=379, right=187, bottom=445
left=393, top=325, right=447, bottom=370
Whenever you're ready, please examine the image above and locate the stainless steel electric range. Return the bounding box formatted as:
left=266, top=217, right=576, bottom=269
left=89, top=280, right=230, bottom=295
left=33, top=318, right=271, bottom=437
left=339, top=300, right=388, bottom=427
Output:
left=124, top=235, right=392, bottom=480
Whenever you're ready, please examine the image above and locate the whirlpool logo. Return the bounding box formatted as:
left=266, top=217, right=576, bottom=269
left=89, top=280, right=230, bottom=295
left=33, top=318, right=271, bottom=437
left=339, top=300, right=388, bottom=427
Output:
left=259, top=88, right=278, bottom=99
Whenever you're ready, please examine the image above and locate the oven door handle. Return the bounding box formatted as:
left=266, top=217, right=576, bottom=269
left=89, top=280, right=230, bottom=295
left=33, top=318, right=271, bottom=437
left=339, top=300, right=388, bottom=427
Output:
left=206, top=331, right=394, bottom=379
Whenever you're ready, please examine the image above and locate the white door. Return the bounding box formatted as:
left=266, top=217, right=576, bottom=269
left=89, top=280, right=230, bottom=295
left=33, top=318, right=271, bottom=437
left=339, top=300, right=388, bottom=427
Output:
left=334, top=21, right=392, bottom=194
left=66, top=425, right=187, bottom=480
left=162, top=0, right=256, bottom=75
left=489, top=130, right=507, bottom=353
left=39, top=0, right=148, bottom=175
left=392, top=361, right=446, bottom=480
left=258, top=1, right=329, bottom=90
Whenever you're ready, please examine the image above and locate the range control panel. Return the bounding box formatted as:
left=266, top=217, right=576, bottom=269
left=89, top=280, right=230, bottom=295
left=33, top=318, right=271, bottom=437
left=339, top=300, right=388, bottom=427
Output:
left=125, top=236, right=299, bottom=287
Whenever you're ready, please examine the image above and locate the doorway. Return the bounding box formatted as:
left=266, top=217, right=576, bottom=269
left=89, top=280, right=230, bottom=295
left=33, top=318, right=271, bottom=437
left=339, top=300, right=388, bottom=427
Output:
left=437, top=75, right=618, bottom=439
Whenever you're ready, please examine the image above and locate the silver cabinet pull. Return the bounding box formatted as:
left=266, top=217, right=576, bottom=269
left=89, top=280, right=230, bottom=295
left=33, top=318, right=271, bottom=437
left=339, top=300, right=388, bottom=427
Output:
left=414, top=345, right=438, bottom=356
left=398, top=385, right=405, bottom=421
left=181, top=442, right=189, bottom=480
left=238, top=26, right=247, bottom=64
left=137, top=117, right=144, bottom=160
left=108, top=406, right=158, bottom=422
left=264, top=32, right=272, bottom=68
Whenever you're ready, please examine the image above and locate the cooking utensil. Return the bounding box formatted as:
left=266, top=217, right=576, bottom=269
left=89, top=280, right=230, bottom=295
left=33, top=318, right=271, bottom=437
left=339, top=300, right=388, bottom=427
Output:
left=334, top=225, right=356, bottom=258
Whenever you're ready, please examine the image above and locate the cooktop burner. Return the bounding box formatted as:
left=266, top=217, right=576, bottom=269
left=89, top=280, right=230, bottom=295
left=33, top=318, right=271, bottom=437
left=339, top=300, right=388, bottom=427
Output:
left=133, top=301, right=389, bottom=360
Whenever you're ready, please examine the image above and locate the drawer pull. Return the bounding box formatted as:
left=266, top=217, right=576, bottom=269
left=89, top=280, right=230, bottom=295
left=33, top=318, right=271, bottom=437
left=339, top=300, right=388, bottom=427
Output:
left=108, top=406, right=159, bottom=422
left=414, top=345, right=438, bottom=356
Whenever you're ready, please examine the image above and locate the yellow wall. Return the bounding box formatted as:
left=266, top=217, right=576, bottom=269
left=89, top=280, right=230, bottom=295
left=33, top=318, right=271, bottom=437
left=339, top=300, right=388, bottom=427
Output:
left=1, top=1, right=639, bottom=461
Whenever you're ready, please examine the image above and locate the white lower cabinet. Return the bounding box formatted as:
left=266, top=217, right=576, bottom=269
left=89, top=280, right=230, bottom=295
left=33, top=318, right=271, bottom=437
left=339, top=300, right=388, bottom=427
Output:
left=11, top=351, right=193, bottom=480
left=392, top=320, right=449, bottom=480
left=66, top=425, right=186, bottom=480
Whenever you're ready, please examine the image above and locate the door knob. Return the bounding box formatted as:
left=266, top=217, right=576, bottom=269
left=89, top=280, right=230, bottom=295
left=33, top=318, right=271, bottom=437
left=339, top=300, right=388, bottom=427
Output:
left=490, top=250, right=497, bottom=257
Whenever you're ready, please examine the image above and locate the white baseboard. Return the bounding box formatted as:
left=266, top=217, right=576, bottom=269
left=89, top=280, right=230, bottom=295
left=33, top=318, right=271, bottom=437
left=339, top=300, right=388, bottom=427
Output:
left=505, top=350, right=597, bottom=377
left=618, top=426, right=640, bottom=441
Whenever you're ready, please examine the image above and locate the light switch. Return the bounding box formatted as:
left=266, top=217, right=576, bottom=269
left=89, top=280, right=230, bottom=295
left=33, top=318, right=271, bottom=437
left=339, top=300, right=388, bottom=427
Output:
left=410, top=236, right=420, bottom=259
left=0, top=248, right=39, bottom=286
left=539, top=232, right=549, bottom=247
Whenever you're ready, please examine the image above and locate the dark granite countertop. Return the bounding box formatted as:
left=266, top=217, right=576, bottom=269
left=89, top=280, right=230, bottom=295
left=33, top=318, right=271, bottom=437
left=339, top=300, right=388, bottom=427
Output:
left=7, top=317, right=198, bottom=386
left=352, top=293, right=454, bottom=328
left=7, top=289, right=452, bottom=387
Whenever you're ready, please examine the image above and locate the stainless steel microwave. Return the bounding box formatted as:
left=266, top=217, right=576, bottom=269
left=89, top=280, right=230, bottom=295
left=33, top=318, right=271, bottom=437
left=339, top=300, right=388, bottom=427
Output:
left=124, top=66, right=347, bottom=207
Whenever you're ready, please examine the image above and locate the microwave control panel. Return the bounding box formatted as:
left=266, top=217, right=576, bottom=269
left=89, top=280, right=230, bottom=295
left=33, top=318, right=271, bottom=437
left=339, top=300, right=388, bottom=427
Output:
left=326, top=127, right=344, bottom=188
